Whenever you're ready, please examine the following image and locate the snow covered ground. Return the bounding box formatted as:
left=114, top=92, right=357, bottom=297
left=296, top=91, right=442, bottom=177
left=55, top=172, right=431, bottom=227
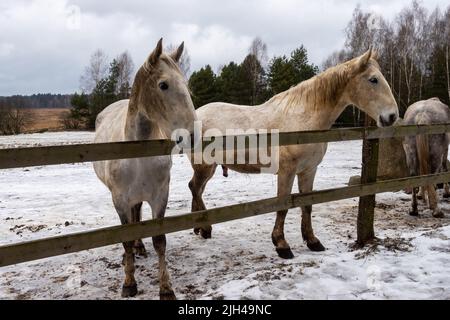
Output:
left=0, top=131, right=449, bottom=300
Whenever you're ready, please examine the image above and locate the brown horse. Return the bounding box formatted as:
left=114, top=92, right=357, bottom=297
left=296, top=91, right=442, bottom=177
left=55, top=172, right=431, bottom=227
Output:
left=189, top=49, right=399, bottom=259
left=403, top=98, right=450, bottom=218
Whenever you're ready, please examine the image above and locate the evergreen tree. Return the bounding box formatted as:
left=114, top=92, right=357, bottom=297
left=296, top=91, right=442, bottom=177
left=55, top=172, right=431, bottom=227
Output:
left=425, top=45, right=450, bottom=105
left=188, top=65, right=218, bottom=108
left=216, top=62, right=242, bottom=104
left=87, top=61, right=119, bottom=128
left=290, top=46, right=319, bottom=84
left=69, top=92, right=90, bottom=121
left=267, top=56, right=297, bottom=95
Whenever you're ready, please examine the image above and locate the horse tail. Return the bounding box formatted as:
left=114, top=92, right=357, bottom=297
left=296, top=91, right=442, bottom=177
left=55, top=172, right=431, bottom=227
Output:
left=416, top=133, right=430, bottom=176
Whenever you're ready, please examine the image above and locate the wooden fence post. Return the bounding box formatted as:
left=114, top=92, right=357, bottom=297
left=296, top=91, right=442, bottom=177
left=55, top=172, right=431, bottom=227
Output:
left=357, top=115, right=379, bottom=246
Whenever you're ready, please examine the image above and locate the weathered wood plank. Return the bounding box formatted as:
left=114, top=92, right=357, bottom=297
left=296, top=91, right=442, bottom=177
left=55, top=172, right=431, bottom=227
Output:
left=2, top=124, right=450, bottom=169
left=357, top=116, right=379, bottom=245
left=2, top=171, right=450, bottom=267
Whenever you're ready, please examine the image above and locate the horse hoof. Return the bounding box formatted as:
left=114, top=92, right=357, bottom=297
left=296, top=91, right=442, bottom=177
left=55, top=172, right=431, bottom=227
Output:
left=307, top=241, right=326, bottom=252
left=276, top=247, right=294, bottom=259
left=194, top=227, right=200, bottom=235
left=409, top=211, right=419, bottom=217
left=200, top=228, right=212, bottom=239
left=133, top=246, right=148, bottom=258
left=121, top=283, right=138, bottom=298
left=160, top=290, right=177, bottom=300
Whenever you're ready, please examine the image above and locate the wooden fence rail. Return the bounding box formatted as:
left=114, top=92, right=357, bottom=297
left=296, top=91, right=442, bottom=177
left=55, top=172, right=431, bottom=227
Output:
left=2, top=124, right=450, bottom=268
left=1, top=171, right=450, bottom=267
left=2, top=124, right=450, bottom=169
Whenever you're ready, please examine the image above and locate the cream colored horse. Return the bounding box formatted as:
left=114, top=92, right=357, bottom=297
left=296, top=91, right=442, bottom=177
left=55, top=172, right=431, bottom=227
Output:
left=94, top=39, right=197, bottom=299
left=189, top=49, right=399, bottom=259
left=403, top=98, right=450, bottom=218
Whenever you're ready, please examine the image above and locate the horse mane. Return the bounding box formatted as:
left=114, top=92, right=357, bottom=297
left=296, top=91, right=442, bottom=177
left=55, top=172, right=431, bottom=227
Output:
left=268, top=57, right=379, bottom=112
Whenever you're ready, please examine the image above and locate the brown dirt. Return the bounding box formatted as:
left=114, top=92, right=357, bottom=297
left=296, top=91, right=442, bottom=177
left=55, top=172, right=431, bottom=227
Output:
left=22, top=108, right=70, bottom=133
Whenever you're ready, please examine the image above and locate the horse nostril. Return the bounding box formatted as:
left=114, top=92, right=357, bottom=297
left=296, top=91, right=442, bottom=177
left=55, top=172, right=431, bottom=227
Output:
left=379, top=113, right=397, bottom=127
left=389, top=113, right=397, bottom=125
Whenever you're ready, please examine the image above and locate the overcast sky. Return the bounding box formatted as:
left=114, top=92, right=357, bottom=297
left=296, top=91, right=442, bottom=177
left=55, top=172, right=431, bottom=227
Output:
left=0, top=0, right=448, bottom=96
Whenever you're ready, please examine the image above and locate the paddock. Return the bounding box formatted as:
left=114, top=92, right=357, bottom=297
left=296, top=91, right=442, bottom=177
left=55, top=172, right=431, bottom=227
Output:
left=1, top=128, right=450, bottom=299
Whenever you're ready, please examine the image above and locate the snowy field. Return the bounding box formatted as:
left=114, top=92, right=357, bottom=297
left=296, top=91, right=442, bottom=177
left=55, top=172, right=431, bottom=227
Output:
left=0, top=131, right=449, bottom=300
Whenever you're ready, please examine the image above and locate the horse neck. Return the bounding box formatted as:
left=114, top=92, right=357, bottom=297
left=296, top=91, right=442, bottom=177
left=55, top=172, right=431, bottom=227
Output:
left=269, top=77, right=350, bottom=131
left=124, top=99, right=165, bottom=141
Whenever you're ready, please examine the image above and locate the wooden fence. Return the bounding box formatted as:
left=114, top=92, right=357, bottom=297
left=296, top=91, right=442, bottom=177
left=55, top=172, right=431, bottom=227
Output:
left=1, top=124, right=450, bottom=267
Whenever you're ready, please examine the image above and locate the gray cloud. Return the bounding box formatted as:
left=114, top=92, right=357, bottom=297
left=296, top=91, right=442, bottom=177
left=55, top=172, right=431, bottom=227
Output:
left=0, top=0, right=448, bottom=95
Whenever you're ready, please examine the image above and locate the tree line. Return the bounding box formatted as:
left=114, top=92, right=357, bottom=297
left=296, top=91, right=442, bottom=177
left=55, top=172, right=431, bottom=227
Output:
left=0, top=94, right=71, bottom=135
left=323, top=1, right=450, bottom=125
left=188, top=37, right=319, bottom=108
left=0, top=94, right=71, bottom=109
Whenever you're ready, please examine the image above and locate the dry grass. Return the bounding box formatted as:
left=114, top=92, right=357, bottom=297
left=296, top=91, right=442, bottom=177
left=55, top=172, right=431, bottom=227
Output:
left=22, top=108, right=70, bottom=133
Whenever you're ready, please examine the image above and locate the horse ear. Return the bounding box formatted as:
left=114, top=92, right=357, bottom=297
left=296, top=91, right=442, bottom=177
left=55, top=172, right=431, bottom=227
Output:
left=171, top=42, right=184, bottom=63
left=354, top=48, right=372, bottom=72
left=146, top=38, right=163, bottom=68
left=371, top=49, right=379, bottom=61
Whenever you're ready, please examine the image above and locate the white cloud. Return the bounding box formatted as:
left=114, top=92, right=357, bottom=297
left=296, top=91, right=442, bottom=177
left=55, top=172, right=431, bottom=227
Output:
left=0, top=43, right=15, bottom=57
left=0, top=0, right=448, bottom=95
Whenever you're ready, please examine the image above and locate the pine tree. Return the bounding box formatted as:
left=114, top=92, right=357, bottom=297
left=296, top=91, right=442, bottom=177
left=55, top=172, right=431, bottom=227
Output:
left=188, top=65, right=218, bottom=108
left=267, top=56, right=297, bottom=95
left=290, top=46, right=319, bottom=84
left=69, top=92, right=89, bottom=121
left=216, top=62, right=242, bottom=104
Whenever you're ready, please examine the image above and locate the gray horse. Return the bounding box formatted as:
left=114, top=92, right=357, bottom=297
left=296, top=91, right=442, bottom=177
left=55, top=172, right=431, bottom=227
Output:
left=94, top=39, right=197, bottom=299
left=403, top=98, right=450, bottom=218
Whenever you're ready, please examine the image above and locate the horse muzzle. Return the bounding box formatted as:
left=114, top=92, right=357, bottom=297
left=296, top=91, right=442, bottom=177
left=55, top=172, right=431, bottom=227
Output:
left=379, top=113, right=398, bottom=127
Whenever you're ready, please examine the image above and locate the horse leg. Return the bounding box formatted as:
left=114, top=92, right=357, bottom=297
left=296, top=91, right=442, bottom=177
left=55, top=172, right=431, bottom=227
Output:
left=410, top=187, right=419, bottom=216
left=426, top=185, right=443, bottom=218
left=428, top=154, right=444, bottom=218
left=271, top=168, right=296, bottom=259
left=150, top=199, right=176, bottom=300
left=442, top=156, right=450, bottom=198
left=189, top=164, right=217, bottom=239
left=298, top=169, right=325, bottom=252
left=113, top=200, right=138, bottom=298
left=444, top=183, right=450, bottom=199
left=131, top=203, right=147, bottom=257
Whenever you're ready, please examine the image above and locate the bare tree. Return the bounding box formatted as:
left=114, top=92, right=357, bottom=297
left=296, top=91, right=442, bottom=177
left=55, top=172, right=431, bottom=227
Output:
left=0, top=107, right=26, bottom=135
left=445, top=7, right=450, bottom=101
left=345, top=5, right=377, bottom=56
left=249, top=37, right=268, bottom=68
left=165, top=44, right=191, bottom=78
left=116, top=51, right=135, bottom=98
left=396, top=1, right=428, bottom=105
left=247, top=37, right=268, bottom=105
left=322, top=49, right=350, bottom=70
left=80, top=49, right=109, bottom=93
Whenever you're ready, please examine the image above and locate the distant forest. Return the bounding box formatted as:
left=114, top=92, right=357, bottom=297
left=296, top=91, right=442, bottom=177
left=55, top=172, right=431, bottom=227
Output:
left=0, top=94, right=72, bottom=109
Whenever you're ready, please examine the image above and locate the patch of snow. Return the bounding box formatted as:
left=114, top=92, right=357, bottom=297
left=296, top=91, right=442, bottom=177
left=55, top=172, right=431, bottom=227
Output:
left=0, top=131, right=449, bottom=300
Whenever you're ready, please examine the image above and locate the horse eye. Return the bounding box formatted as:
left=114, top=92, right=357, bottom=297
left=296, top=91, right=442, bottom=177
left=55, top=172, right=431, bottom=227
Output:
left=369, top=77, right=378, bottom=84
left=159, top=82, right=169, bottom=90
